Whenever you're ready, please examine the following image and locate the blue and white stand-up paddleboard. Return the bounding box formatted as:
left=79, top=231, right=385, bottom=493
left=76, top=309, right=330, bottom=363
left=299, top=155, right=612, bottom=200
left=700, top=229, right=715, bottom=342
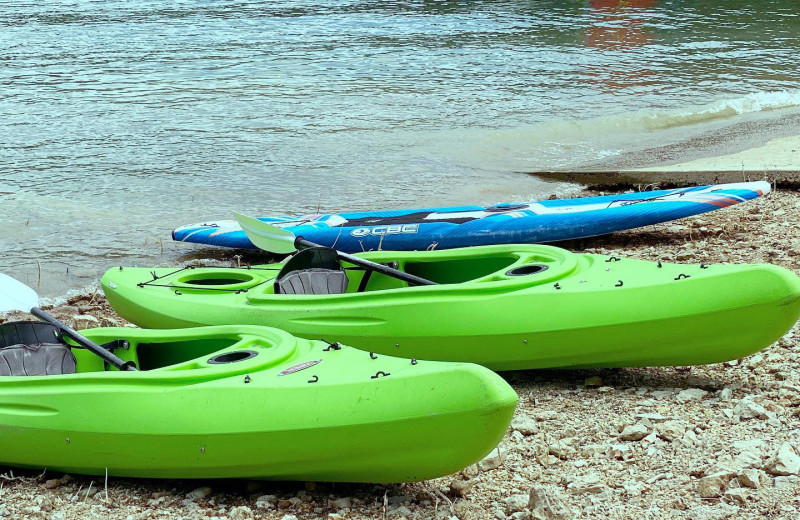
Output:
left=173, top=182, right=770, bottom=252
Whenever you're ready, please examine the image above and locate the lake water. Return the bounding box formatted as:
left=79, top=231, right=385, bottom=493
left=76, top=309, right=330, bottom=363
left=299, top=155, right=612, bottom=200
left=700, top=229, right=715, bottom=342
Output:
left=2, top=0, right=799, bottom=297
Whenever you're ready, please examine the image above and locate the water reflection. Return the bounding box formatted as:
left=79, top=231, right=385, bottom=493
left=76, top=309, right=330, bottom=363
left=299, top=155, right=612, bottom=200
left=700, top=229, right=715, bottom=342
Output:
left=584, top=0, right=660, bottom=91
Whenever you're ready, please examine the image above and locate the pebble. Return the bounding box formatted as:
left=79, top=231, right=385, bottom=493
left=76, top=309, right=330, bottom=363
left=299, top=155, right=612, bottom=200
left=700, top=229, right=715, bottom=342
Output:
left=450, top=478, right=477, bottom=497
left=566, top=474, right=606, bottom=495
left=331, top=497, right=352, bottom=509
left=504, top=494, right=529, bottom=513
left=697, top=472, right=730, bottom=498
left=478, top=448, right=507, bottom=471
left=764, top=443, right=800, bottom=476
left=619, top=424, right=650, bottom=441
left=510, top=415, right=539, bottom=435
left=44, top=479, right=61, bottom=490
left=255, top=495, right=276, bottom=510
left=528, top=485, right=571, bottom=520
left=229, top=506, right=254, bottom=520
left=185, top=487, right=211, bottom=501
left=656, top=421, right=685, bottom=442
left=733, top=399, right=769, bottom=420
left=675, top=388, right=708, bottom=402
left=584, top=376, right=603, bottom=387
left=738, top=468, right=764, bottom=489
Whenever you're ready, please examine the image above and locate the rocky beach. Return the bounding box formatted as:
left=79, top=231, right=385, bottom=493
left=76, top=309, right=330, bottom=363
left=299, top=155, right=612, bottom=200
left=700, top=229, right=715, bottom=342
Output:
left=2, top=185, right=798, bottom=520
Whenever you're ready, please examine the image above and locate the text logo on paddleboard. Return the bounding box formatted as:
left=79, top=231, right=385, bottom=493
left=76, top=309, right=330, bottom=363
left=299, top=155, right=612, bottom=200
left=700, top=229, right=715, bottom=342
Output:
left=350, top=224, right=419, bottom=237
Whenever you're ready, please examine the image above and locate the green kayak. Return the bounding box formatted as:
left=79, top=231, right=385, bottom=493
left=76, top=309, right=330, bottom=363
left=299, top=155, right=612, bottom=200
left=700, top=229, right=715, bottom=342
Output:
left=0, top=322, right=516, bottom=482
left=101, top=244, right=800, bottom=371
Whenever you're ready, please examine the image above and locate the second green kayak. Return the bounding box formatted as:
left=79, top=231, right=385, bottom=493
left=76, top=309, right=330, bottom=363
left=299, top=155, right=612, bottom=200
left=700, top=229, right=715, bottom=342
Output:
left=101, top=244, right=800, bottom=370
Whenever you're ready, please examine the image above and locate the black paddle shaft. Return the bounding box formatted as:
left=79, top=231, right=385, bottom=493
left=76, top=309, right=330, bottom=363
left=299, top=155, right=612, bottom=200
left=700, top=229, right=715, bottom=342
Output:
left=294, top=237, right=437, bottom=286
left=31, top=308, right=138, bottom=371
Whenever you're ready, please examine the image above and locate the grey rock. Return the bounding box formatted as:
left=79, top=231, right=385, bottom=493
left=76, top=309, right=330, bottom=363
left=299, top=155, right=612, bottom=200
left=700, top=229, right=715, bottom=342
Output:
left=584, top=376, right=603, bottom=387
left=656, top=421, right=686, bottom=442
left=774, top=476, right=799, bottom=489
left=567, top=474, right=606, bottom=495
left=505, top=494, right=529, bottom=513
left=331, top=497, right=352, bottom=509
left=450, top=478, right=476, bottom=497
left=255, top=494, right=276, bottom=510
left=229, top=506, right=254, bottom=520
left=528, top=486, right=571, bottom=520
left=738, top=469, right=765, bottom=489
left=676, top=388, right=709, bottom=402
left=723, top=488, right=748, bottom=505
left=765, top=443, right=800, bottom=476
left=734, top=400, right=769, bottom=420
left=698, top=472, right=731, bottom=498
left=186, top=487, right=211, bottom=501
left=511, top=415, right=539, bottom=435
left=619, top=424, right=650, bottom=441
left=478, top=448, right=507, bottom=471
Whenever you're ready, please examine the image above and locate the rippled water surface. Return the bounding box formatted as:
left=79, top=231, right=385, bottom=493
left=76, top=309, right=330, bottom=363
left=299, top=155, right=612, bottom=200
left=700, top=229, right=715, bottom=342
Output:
left=2, top=0, right=799, bottom=296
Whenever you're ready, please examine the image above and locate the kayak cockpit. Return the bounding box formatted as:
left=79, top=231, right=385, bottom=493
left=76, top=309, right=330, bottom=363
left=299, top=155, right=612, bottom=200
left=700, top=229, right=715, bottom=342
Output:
left=0, top=322, right=296, bottom=377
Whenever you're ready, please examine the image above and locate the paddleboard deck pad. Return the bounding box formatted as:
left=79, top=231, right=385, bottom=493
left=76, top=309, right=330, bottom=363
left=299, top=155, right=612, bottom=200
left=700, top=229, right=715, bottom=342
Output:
left=172, top=182, right=770, bottom=252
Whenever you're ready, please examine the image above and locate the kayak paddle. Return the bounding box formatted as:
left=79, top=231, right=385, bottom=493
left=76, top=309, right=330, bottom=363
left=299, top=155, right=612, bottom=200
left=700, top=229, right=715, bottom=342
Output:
left=233, top=213, right=437, bottom=287
left=0, top=273, right=137, bottom=371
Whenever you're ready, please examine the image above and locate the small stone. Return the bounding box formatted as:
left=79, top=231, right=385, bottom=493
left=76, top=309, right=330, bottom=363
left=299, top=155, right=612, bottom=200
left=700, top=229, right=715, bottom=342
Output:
left=44, top=479, right=61, bottom=490
left=388, top=495, right=411, bottom=506
left=719, top=387, right=733, bottom=402
left=505, top=494, right=529, bottom=513
left=511, top=415, right=539, bottom=435
left=584, top=376, right=603, bottom=387
left=331, top=497, right=352, bottom=509
left=567, top=474, right=606, bottom=495
left=738, top=469, right=764, bottom=489
left=528, top=485, right=571, bottom=520
left=280, top=515, right=299, bottom=520
left=634, top=412, right=667, bottom=423
left=764, top=443, right=800, bottom=476
left=774, top=476, right=799, bottom=489
left=186, top=487, right=211, bottom=501
left=698, top=472, right=731, bottom=498
left=723, top=488, right=748, bottom=505
left=230, top=506, right=254, bottom=520
left=450, top=478, right=476, bottom=497
left=478, top=448, right=507, bottom=471
left=676, top=388, right=708, bottom=402
left=619, top=424, right=650, bottom=441
left=734, top=400, right=769, bottom=420
left=255, top=494, right=277, bottom=508
left=656, top=421, right=686, bottom=442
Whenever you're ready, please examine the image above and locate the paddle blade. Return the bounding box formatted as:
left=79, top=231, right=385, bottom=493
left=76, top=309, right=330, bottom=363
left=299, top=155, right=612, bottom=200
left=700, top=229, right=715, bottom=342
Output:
left=0, top=273, right=38, bottom=313
left=233, top=212, right=298, bottom=254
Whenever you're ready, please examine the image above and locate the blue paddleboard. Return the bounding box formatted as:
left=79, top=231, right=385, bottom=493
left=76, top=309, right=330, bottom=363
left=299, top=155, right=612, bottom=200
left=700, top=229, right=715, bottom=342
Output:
left=172, top=182, right=770, bottom=252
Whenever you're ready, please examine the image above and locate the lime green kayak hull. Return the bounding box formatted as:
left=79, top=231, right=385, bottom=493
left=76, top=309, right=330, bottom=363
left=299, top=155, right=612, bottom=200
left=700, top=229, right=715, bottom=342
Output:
left=101, top=245, right=800, bottom=370
left=0, top=325, right=516, bottom=482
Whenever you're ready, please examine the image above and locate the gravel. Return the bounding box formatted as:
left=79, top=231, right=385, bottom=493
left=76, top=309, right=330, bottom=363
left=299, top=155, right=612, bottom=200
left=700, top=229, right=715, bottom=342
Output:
left=1, top=188, right=799, bottom=519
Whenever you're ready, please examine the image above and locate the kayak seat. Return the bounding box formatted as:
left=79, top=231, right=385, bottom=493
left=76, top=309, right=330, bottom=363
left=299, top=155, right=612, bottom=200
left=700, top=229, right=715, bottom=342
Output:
left=275, top=246, right=349, bottom=295
left=0, top=321, right=76, bottom=376
left=276, top=268, right=349, bottom=295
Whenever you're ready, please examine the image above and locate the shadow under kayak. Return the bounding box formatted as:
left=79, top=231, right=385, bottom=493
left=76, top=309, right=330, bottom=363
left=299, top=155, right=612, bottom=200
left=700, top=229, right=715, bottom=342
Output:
left=101, top=244, right=800, bottom=371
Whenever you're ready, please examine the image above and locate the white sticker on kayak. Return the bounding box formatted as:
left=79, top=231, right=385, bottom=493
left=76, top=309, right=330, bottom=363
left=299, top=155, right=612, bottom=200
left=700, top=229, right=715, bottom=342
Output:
left=278, top=359, right=322, bottom=376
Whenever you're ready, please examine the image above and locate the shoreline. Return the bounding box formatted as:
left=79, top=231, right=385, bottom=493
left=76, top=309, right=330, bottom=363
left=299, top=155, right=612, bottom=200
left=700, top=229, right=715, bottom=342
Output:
left=1, top=190, right=799, bottom=519
left=529, top=134, right=800, bottom=190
